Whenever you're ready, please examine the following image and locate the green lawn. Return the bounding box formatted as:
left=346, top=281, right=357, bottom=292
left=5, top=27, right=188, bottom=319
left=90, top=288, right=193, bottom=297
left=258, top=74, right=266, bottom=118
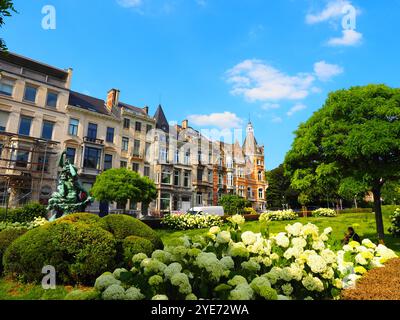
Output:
left=157, top=205, right=400, bottom=255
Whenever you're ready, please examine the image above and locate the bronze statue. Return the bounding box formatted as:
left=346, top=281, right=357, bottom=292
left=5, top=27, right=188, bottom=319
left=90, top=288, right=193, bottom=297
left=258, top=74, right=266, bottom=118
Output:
left=47, top=151, right=93, bottom=221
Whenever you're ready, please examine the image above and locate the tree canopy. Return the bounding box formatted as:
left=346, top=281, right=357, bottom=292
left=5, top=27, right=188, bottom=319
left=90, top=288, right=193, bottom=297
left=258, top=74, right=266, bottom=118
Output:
left=284, top=84, right=400, bottom=240
left=218, top=194, right=251, bottom=215
left=0, top=0, right=16, bottom=52
left=91, top=168, right=157, bottom=211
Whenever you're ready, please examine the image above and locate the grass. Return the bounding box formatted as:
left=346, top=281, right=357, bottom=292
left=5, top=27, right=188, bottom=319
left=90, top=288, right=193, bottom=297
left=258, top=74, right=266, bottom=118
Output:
left=157, top=205, right=400, bottom=255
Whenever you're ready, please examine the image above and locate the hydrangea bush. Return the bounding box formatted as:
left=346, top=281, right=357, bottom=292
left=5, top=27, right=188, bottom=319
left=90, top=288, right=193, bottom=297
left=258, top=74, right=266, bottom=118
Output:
left=0, top=216, right=48, bottom=232
left=260, top=210, right=298, bottom=221
left=94, top=215, right=397, bottom=300
left=388, top=208, right=400, bottom=237
left=161, top=214, right=223, bottom=230
left=312, top=208, right=338, bottom=218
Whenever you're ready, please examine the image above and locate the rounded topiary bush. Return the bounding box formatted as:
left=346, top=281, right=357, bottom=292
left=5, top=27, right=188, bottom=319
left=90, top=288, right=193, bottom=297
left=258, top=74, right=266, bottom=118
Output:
left=0, top=228, right=28, bottom=273
left=55, top=212, right=101, bottom=225
left=122, top=236, right=154, bottom=265
left=98, top=215, right=163, bottom=250
left=3, top=221, right=117, bottom=285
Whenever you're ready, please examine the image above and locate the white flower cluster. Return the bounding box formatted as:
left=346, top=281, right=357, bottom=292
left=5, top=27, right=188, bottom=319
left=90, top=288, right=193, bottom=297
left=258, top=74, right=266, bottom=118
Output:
left=161, top=214, right=223, bottom=230
left=312, top=208, right=338, bottom=218
left=260, top=210, right=298, bottom=222
left=94, top=220, right=398, bottom=301
left=389, top=208, right=400, bottom=236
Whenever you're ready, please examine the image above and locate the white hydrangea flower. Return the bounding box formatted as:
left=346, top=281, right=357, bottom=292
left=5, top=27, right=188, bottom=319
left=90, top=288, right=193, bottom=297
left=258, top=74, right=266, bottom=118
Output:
left=275, top=233, right=290, bottom=248
left=302, top=275, right=324, bottom=292
left=306, top=254, right=327, bottom=274
left=355, top=253, right=368, bottom=266
left=241, top=231, right=257, bottom=245
left=209, top=226, right=221, bottom=234
left=220, top=256, right=235, bottom=270
left=285, top=222, right=303, bottom=236
left=216, top=231, right=231, bottom=244
left=281, top=283, right=293, bottom=296
left=292, top=237, right=307, bottom=248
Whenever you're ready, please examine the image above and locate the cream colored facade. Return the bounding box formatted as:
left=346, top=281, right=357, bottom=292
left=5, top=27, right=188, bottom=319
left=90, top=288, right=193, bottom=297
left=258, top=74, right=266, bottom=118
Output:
left=0, top=52, right=267, bottom=214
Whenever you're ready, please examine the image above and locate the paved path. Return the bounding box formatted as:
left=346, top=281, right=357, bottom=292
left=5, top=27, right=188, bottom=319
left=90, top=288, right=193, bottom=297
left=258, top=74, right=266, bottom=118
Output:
left=342, top=258, right=400, bottom=300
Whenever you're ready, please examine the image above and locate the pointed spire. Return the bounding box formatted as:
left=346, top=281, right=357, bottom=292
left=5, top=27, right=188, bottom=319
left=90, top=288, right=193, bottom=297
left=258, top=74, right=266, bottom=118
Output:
left=154, top=104, right=169, bottom=133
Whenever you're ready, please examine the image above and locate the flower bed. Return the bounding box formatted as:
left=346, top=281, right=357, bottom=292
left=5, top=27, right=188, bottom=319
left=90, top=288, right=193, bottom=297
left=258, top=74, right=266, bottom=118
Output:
left=161, top=214, right=223, bottom=230
left=260, top=210, right=298, bottom=221
left=312, top=208, right=338, bottom=218
left=388, top=208, right=400, bottom=236
left=93, top=215, right=397, bottom=300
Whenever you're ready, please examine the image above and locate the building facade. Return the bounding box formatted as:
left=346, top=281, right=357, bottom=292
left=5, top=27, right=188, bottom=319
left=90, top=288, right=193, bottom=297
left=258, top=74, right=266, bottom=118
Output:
left=0, top=52, right=267, bottom=213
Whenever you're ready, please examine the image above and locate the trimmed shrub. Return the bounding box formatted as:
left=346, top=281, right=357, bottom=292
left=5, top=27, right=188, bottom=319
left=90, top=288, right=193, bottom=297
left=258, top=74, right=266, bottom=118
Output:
left=0, top=228, right=28, bottom=272
left=64, top=289, right=100, bottom=300
left=98, top=214, right=163, bottom=249
left=312, top=208, right=338, bottom=217
left=3, top=221, right=117, bottom=285
left=243, top=207, right=257, bottom=215
left=0, top=202, right=47, bottom=223
left=260, top=210, right=298, bottom=221
left=122, top=236, right=154, bottom=265
left=55, top=212, right=101, bottom=225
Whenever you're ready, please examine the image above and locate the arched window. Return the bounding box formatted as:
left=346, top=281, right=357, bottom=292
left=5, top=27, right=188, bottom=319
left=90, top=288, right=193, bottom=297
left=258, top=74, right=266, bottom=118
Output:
left=258, top=188, right=264, bottom=199
left=258, top=171, right=263, bottom=181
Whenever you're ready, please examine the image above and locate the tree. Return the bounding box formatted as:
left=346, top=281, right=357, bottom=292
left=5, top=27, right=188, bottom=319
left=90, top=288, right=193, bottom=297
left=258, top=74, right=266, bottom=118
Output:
left=218, top=194, right=251, bottom=215
left=285, top=85, right=400, bottom=241
left=265, top=165, right=299, bottom=209
left=91, top=168, right=157, bottom=213
left=381, top=180, right=400, bottom=205
left=0, top=0, right=16, bottom=52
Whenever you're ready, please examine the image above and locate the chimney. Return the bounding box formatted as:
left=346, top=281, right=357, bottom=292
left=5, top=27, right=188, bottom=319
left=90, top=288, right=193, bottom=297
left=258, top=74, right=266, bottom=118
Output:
left=106, top=89, right=120, bottom=112
left=66, top=68, right=73, bottom=90
left=143, top=105, right=149, bottom=115
left=182, top=119, right=188, bottom=129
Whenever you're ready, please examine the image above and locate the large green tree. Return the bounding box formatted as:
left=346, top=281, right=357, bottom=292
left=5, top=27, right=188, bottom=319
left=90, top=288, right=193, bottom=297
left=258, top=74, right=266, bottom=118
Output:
left=0, top=0, right=16, bottom=52
left=285, top=84, right=400, bottom=241
left=218, top=194, right=251, bottom=215
left=91, top=168, right=157, bottom=213
left=265, top=165, right=299, bottom=209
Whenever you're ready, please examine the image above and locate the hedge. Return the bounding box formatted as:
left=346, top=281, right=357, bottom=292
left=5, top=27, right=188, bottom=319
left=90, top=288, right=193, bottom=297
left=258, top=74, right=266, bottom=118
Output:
left=0, top=228, right=29, bottom=273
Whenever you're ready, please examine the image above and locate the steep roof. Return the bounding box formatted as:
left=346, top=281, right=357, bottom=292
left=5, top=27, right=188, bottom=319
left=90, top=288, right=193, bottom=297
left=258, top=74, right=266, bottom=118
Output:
left=68, top=91, right=110, bottom=115
left=119, top=102, right=147, bottom=116
left=154, top=105, right=169, bottom=132
left=243, top=122, right=259, bottom=155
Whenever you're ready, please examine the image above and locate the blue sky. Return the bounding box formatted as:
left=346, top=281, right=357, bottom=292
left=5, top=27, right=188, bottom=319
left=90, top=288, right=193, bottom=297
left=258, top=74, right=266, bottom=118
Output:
left=2, top=0, right=400, bottom=169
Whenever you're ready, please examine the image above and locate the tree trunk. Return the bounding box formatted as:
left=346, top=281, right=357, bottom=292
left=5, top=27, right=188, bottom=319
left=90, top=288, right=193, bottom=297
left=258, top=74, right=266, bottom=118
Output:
left=372, top=187, right=385, bottom=243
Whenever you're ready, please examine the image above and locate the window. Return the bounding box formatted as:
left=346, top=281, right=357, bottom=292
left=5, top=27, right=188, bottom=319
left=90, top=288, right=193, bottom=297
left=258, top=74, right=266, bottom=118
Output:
left=145, top=142, right=151, bottom=160
left=16, top=150, right=29, bottom=168
left=208, top=170, right=213, bottom=183
left=258, top=171, right=263, bottom=181
left=184, top=150, right=191, bottom=165
left=227, top=157, right=233, bottom=169
left=184, top=172, right=190, bottom=187
left=120, top=160, right=127, bottom=168
left=218, top=174, right=223, bottom=186
left=37, top=154, right=49, bottom=172
left=161, top=172, right=171, bottom=184
left=197, top=169, right=203, bottom=181
left=66, top=147, right=76, bottom=164
left=106, top=127, right=115, bottom=143
left=0, top=78, right=14, bottom=96
left=228, top=172, right=233, bottom=187
left=144, top=166, right=150, bottom=177
left=135, top=121, right=142, bottom=132
left=160, top=148, right=168, bottom=162
left=46, top=91, right=58, bottom=107
left=247, top=187, right=253, bottom=199
left=18, top=116, right=32, bottom=136
left=83, top=147, right=101, bottom=169
left=198, top=150, right=202, bottom=163
left=24, top=85, right=37, bottom=103
left=122, top=137, right=129, bottom=151
left=208, top=152, right=212, bottom=164
left=146, top=124, right=152, bottom=133
left=41, top=121, right=54, bottom=140
left=123, top=118, right=130, bottom=129
left=87, top=123, right=98, bottom=139
left=68, top=118, right=79, bottom=136
left=104, top=154, right=113, bottom=171
left=258, top=188, right=264, bottom=199
left=0, top=110, right=9, bottom=132
left=196, top=193, right=203, bottom=206
left=174, top=149, right=180, bottom=163
left=132, top=163, right=139, bottom=172
left=160, top=193, right=171, bottom=211
left=238, top=186, right=244, bottom=197
left=174, top=170, right=180, bottom=186
left=133, top=140, right=140, bottom=156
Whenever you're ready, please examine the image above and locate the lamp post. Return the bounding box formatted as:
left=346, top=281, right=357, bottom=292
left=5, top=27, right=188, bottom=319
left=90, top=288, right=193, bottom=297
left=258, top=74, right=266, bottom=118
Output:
left=4, top=188, right=12, bottom=221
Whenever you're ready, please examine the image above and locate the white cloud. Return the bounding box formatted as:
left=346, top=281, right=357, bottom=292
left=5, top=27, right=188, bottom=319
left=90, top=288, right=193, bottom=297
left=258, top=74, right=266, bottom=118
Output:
left=313, top=61, right=344, bottom=81
left=327, top=29, right=363, bottom=46
left=261, top=103, right=280, bottom=111
left=226, top=59, right=315, bottom=102
left=117, top=0, right=143, bottom=8
left=287, top=103, right=307, bottom=117
left=271, top=116, right=283, bottom=123
left=187, top=112, right=244, bottom=129
left=306, top=0, right=351, bottom=24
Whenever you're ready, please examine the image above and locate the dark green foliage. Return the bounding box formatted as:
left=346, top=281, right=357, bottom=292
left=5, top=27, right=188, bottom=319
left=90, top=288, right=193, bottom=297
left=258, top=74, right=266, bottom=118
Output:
left=285, top=85, right=400, bottom=240
left=64, top=289, right=100, bottom=300
left=0, top=0, right=16, bottom=52
left=218, top=195, right=251, bottom=215
left=98, top=214, right=163, bottom=250
left=0, top=227, right=28, bottom=272
left=55, top=212, right=101, bottom=225
left=0, top=202, right=47, bottom=223
left=3, top=221, right=117, bottom=285
left=122, top=236, right=154, bottom=265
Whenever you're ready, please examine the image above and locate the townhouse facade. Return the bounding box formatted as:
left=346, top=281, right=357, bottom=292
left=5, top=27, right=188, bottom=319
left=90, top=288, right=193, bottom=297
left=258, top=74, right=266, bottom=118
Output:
left=0, top=52, right=267, bottom=213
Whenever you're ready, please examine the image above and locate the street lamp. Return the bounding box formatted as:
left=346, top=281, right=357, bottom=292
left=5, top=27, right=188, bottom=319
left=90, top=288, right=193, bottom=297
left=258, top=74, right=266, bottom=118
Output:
left=5, top=188, right=12, bottom=221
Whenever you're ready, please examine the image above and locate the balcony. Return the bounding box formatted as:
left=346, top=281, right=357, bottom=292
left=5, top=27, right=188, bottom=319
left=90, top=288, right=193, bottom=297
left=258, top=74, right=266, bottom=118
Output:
left=83, top=136, right=104, bottom=145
